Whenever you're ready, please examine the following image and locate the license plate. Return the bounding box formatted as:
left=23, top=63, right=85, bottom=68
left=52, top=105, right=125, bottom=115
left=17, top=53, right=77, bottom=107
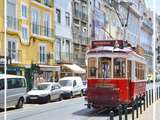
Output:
left=30, top=97, right=38, bottom=99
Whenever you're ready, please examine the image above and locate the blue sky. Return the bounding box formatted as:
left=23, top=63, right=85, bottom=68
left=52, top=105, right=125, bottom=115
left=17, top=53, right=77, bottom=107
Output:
left=145, top=0, right=160, bottom=15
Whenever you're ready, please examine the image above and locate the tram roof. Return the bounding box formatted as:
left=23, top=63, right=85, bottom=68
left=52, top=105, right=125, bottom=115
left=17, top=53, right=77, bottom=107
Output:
left=87, top=46, right=133, bottom=54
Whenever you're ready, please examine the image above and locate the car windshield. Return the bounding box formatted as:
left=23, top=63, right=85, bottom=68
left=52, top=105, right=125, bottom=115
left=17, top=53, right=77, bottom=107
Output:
left=33, top=84, right=50, bottom=90
left=59, top=80, right=72, bottom=87
left=83, top=81, right=87, bottom=85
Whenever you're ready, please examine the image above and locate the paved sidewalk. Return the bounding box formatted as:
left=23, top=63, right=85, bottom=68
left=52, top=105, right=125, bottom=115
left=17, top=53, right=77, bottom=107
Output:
left=136, top=100, right=160, bottom=120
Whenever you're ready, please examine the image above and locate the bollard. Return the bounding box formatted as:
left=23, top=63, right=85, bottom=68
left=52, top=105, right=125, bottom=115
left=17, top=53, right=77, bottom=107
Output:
left=118, top=104, right=122, bottom=120
left=152, top=89, right=153, bottom=103
left=149, top=90, right=151, bottom=105
left=136, top=96, right=139, bottom=118
left=132, top=104, right=134, bottom=120
left=124, top=105, right=128, bottom=120
left=140, top=95, right=142, bottom=114
left=146, top=91, right=148, bottom=108
left=109, top=110, right=114, bottom=120
left=156, top=87, right=158, bottom=100
left=143, top=94, right=146, bottom=111
left=159, top=87, right=160, bottom=99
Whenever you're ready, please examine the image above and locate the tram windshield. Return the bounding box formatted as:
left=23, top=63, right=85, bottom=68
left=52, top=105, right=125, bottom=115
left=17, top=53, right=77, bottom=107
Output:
left=114, top=58, right=126, bottom=78
left=98, top=57, right=111, bottom=78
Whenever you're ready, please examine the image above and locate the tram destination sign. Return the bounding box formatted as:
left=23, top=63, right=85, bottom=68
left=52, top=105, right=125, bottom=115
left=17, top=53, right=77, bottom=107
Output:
left=91, top=40, right=131, bottom=49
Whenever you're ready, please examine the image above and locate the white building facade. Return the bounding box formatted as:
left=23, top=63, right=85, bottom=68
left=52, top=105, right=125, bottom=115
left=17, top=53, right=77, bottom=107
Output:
left=54, top=0, right=73, bottom=64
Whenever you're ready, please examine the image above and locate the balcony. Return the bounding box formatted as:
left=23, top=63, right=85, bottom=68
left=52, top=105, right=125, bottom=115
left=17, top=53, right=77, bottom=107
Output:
left=33, top=0, right=53, bottom=8
left=7, top=16, right=20, bottom=31
left=31, top=23, right=54, bottom=38
left=7, top=49, right=22, bottom=63
left=39, top=52, right=54, bottom=65
left=73, top=9, right=81, bottom=19
left=55, top=52, right=86, bottom=66
left=81, top=12, right=88, bottom=22
left=144, top=50, right=153, bottom=57
left=143, top=18, right=153, bottom=33
left=55, top=52, right=74, bottom=64
left=73, top=27, right=88, bottom=45
left=73, top=53, right=86, bottom=66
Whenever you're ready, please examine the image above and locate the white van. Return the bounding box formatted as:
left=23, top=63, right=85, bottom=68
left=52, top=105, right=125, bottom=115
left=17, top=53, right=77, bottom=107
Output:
left=0, top=74, right=27, bottom=109
left=59, top=76, right=84, bottom=98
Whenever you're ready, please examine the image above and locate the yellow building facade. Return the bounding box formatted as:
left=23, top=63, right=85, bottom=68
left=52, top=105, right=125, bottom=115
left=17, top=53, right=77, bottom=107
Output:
left=6, top=0, right=58, bottom=89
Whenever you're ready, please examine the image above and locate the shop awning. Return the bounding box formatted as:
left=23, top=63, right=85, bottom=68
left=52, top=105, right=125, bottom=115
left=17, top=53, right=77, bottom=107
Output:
left=63, top=64, right=86, bottom=74
left=39, top=65, right=60, bottom=72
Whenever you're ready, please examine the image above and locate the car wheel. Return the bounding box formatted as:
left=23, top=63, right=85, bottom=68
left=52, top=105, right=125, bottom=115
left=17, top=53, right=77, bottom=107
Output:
left=80, top=90, right=83, bottom=97
left=16, top=98, right=24, bottom=109
left=69, top=92, right=73, bottom=99
left=47, top=95, right=51, bottom=103
left=59, top=95, right=63, bottom=101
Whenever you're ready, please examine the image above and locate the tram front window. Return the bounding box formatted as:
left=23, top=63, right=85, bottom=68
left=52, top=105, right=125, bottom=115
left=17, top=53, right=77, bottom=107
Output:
left=114, top=58, right=126, bottom=78
left=88, top=58, right=97, bottom=78
left=98, top=57, right=111, bottom=78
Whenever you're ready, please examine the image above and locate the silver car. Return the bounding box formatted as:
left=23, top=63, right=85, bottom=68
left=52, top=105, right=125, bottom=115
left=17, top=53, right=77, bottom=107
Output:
left=26, top=82, right=63, bottom=103
left=0, top=74, right=27, bottom=109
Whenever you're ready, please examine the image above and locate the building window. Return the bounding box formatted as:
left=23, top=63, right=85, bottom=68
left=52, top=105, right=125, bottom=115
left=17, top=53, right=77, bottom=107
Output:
left=21, top=25, right=28, bottom=42
left=44, top=13, right=50, bottom=37
left=39, top=44, right=47, bottom=64
left=7, top=40, right=17, bottom=61
left=65, top=12, right=70, bottom=26
left=7, top=0, right=16, bottom=17
left=31, top=8, right=40, bottom=35
left=55, top=38, right=61, bottom=61
left=7, top=0, right=17, bottom=29
left=21, top=3, right=28, bottom=19
left=56, top=9, right=61, bottom=24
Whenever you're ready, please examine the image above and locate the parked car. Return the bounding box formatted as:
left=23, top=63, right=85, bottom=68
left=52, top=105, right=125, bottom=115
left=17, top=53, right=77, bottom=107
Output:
left=0, top=74, right=27, bottom=109
left=82, top=80, right=87, bottom=95
left=26, top=82, right=63, bottom=103
left=59, top=76, right=84, bottom=98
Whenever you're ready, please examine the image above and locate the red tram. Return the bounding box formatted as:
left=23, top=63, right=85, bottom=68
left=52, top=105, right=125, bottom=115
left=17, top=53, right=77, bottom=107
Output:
left=85, top=40, right=147, bottom=109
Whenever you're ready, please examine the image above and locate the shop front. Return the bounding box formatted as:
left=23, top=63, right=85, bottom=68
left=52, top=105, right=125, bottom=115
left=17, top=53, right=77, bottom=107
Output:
left=61, top=64, right=86, bottom=79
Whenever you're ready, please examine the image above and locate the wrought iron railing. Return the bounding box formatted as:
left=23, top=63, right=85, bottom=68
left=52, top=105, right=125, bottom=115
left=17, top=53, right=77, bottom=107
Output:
left=7, top=49, right=22, bottom=63
left=7, top=16, right=20, bottom=30
left=33, top=0, right=53, bottom=8
left=31, top=23, right=54, bottom=38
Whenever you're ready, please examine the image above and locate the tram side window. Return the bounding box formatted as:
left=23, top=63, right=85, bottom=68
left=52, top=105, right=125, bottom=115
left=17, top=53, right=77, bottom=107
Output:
left=114, top=58, right=126, bottom=78
left=98, top=57, right=111, bottom=78
left=88, top=58, right=97, bottom=78
left=128, top=60, right=132, bottom=80
left=136, top=62, right=145, bottom=80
